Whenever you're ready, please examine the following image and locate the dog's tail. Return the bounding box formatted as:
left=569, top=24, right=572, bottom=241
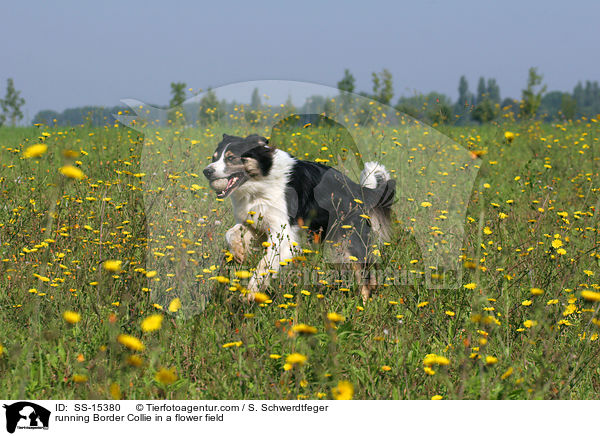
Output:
left=360, top=161, right=395, bottom=241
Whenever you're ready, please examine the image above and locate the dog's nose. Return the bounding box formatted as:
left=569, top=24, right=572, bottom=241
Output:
left=203, top=167, right=215, bottom=178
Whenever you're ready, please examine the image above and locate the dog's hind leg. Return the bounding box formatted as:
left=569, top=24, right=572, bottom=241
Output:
left=353, top=263, right=376, bottom=303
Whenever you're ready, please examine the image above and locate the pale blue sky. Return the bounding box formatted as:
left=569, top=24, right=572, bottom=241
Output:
left=2, top=0, right=598, bottom=121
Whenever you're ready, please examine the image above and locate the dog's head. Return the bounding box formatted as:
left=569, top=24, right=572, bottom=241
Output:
left=203, top=133, right=274, bottom=198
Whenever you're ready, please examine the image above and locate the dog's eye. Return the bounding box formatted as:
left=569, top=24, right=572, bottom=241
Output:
left=226, top=155, right=236, bottom=162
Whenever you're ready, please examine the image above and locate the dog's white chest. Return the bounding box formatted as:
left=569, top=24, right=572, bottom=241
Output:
left=232, top=193, right=288, bottom=231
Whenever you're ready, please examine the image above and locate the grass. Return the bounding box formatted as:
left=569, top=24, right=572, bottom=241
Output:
left=0, top=114, right=599, bottom=400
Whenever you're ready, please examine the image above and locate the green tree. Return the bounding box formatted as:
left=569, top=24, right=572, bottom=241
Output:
left=371, top=69, right=393, bottom=105
left=428, top=102, right=453, bottom=125
left=520, top=67, right=547, bottom=119
left=472, top=98, right=498, bottom=123
left=337, top=69, right=355, bottom=94
left=169, top=82, right=187, bottom=107
left=560, top=94, right=577, bottom=120
left=245, top=88, right=262, bottom=123
left=250, top=88, right=262, bottom=110
left=1, top=78, right=25, bottom=126
left=168, top=82, right=187, bottom=125
left=486, top=78, right=501, bottom=103
left=476, top=77, right=486, bottom=104
left=198, top=88, right=222, bottom=124
left=456, top=76, right=472, bottom=107
left=283, top=94, right=297, bottom=116
left=337, top=69, right=356, bottom=110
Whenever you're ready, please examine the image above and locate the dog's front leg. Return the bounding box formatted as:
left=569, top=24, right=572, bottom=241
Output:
left=225, top=223, right=255, bottom=263
left=246, top=226, right=296, bottom=300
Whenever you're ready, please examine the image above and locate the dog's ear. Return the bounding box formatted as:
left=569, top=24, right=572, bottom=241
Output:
left=241, top=144, right=274, bottom=177
left=222, top=133, right=230, bottom=139
left=246, top=134, right=271, bottom=148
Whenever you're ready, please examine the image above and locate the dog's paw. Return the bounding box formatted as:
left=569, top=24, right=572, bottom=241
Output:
left=230, top=239, right=246, bottom=263
left=360, top=285, right=372, bottom=303
left=242, top=291, right=257, bottom=303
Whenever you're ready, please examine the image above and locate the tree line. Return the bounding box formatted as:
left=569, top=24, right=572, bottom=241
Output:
left=334, top=67, right=599, bottom=124
left=0, top=68, right=596, bottom=127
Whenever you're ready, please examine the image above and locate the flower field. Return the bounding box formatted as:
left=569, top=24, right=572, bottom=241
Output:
left=1, top=115, right=599, bottom=399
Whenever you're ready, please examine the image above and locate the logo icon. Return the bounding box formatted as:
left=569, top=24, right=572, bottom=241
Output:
left=3, top=402, right=50, bottom=434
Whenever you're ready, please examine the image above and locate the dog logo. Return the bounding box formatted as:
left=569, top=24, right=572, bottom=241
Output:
left=3, top=402, right=50, bottom=433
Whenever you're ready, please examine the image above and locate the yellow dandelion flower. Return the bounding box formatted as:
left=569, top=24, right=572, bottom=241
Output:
left=332, top=380, right=353, bottom=400
left=485, top=356, right=498, bottom=365
left=110, top=383, right=121, bottom=400
left=168, top=297, right=182, bottom=312
left=327, top=312, right=345, bottom=323
left=235, top=270, right=252, bottom=279
left=292, top=323, right=317, bottom=334
left=63, top=310, right=81, bottom=324
left=72, top=374, right=88, bottom=383
left=581, top=290, right=600, bottom=302
left=59, top=165, right=85, bottom=180
left=222, top=341, right=243, bottom=348
left=126, top=355, right=144, bottom=367
left=523, top=320, right=537, bottom=328
left=431, top=395, right=443, bottom=400
left=423, top=354, right=450, bottom=366
left=551, top=239, right=563, bottom=249
left=252, top=292, right=270, bottom=303
left=155, top=367, right=177, bottom=385
left=141, top=314, right=163, bottom=332
left=530, top=287, right=544, bottom=295
left=23, top=144, right=47, bottom=158
left=381, top=365, right=392, bottom=371
left=117, top=334, right=145, bottom=351
left=103, top=260, right=122, bottom=272
left=464, top=283, right=477, bottom=290
left=286, top=353, right=307, bottom=366
left=501, top=367, right=514, bottom=380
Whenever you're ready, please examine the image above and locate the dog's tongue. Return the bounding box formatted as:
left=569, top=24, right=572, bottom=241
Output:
left=226, top=176, right=238, bottom=190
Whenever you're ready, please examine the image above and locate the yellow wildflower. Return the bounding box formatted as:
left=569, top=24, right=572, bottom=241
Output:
left=63, top=310, right=81, bottom=324
left=141, top=314, right=163, bottom=332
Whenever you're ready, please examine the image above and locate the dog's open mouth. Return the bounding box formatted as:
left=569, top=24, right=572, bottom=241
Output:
left=212, top=172, right=247, bottom=198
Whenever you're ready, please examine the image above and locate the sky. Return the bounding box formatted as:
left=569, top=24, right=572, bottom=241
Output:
left=1, top=0, right=599, bottom=122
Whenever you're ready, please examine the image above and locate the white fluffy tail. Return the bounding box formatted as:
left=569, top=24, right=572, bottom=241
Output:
left=360, top=161, right=390, bottom=189
left=359, top=161, right=394, bottom=241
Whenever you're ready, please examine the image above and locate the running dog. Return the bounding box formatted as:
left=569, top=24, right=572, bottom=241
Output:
left=203, top=133, right=395, bottom=301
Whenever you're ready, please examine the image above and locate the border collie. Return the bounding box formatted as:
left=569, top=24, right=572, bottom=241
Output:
left=203, top=133, right=395, bottom=302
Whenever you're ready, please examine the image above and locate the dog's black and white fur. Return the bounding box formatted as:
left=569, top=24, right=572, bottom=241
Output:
left=203, top=133, right=395, bottom=302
